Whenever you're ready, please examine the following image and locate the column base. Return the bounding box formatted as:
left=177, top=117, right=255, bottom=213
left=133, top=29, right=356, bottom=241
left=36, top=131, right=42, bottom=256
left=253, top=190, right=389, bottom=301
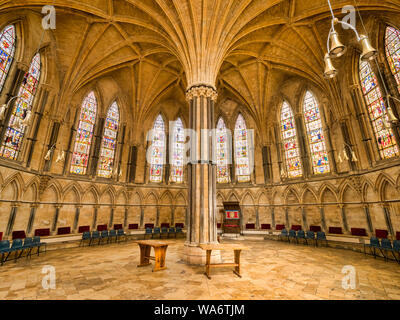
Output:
left=183, top=242, right=221, bottom=265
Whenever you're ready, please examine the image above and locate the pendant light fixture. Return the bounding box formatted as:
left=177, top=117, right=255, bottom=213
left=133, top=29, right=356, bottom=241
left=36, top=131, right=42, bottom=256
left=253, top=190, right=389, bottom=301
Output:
left=323, top=0, right=377, bottom=79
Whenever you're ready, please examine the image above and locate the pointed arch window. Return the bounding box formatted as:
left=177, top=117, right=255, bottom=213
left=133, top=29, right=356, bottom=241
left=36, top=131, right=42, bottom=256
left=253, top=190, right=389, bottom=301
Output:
left=170, top=117, right=184, bottom=183
left=216, top=117, right=230, bottom=183
left=0, top=25, right=16, bottom=93
left=359, top=59, right=399, bottom=159
left=234, top=114, right=251, bottom=182
left=303, top=91, right=331, bottom=174
left=385, top=26, right=400, bottom=93
left=0, top=53, right=40, bottom=160
left=98, top=101, right=119, bottom=178
left=70, top=91, right=97, bottom=175
left=149, top=114, right=165, bottom=183
left=280, top=101, right=302, bottom=178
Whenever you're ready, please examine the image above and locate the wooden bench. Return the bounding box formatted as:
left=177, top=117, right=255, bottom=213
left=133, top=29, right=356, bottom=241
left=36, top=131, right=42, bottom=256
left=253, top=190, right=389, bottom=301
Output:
left=199, top=243, right=249, bottom=279
left=136, top=240, right=169, bottom=272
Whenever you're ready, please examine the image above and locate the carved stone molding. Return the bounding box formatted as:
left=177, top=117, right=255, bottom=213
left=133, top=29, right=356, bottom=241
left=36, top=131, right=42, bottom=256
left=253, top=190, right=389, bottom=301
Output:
left=186, top=85, right=218, bottom=102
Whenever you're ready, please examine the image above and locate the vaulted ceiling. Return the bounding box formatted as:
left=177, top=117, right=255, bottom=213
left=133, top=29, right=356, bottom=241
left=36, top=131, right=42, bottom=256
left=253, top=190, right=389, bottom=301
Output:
left=1, top=0, right=400, bottom=141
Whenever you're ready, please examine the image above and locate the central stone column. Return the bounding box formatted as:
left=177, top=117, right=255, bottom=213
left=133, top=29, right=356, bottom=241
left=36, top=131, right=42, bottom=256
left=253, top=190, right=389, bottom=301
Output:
left=183, top=85, right=220, bottom=265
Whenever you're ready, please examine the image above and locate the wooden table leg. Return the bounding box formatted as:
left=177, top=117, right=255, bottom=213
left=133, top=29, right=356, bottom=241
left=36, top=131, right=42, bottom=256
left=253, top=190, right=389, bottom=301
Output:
left=205, top=249, right=212, bottom=279
left=233, top=249, right=242, bottom=278
left=153, top=246, right=168, bottom=272
left=137, top=244, right=152, bottom=267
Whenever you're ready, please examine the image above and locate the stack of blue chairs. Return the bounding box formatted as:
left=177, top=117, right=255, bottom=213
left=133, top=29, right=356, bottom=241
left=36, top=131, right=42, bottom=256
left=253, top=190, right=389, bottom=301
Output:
left=152, top=227, right=161, bottom=239
left=365, top=237, right=400, bottom=263
left=305, top=231, right=315, bottom=246
left=168, top=227, right=176, bottom=238
left=279, top=229, right=288, bottom=241
left=175, top=227, right=183, bottom=238
left=316, top=232, right=328, bottom=247
left=296, top=230, right=306, bottom=244
left=117, top=229, right=127, bottom=242
left=288, top=230, right=297, bottom=244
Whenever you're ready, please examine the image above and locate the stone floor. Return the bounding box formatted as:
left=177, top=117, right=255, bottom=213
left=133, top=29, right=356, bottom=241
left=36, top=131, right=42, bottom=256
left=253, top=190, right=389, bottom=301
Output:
left=0, top=238, right=400, bottom=300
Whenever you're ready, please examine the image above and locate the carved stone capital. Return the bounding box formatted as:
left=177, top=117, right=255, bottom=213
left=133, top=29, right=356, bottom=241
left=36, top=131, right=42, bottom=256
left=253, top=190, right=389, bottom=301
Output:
left=186, top=85, right=218, bottom=102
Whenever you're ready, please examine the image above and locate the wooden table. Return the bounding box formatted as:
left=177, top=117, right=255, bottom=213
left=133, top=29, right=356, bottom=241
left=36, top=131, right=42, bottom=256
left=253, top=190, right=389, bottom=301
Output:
left=136, top=240, right=169, bottom=272
left=199, top=243, right=249, bottom=279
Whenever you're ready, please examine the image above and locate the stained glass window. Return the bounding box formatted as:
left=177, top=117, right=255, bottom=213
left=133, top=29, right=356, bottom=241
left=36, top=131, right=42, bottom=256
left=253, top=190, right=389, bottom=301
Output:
left=234, top=114, right=251, bottom=182
left=149, top=114, right=165, bottom=183
left=0, top=53, right=40, bottom=160
left=385, top=26, right=400, bottom=93
left=70, top=91, right=97, bottom=175
left=216, top=117, right=230, bottom=183
left=170, top=117, right=184, bottom=183
left=359, top=59, right=399, bottom=159
left=0, top=25, right=16, bottom=93
left=97, top=101, right=119, bottom=178
left=303, top=91, right=331, bottom=174
left=280, top=101, right=302, bottom=178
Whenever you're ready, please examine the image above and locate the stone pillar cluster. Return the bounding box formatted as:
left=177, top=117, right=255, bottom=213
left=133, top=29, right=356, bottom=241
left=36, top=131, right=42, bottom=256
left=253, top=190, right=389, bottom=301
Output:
left=183, top=85, right=220, bottom=264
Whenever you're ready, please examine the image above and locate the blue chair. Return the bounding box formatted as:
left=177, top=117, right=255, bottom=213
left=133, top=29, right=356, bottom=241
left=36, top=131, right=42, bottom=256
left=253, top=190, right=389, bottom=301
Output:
left=380, top=238, right=398, bottom=262
left=175, top=227, right=183, bottom=238
left=393, top=240, right=400, bottom=264
left=0, top=240, right=11, bottom=266
left=288, top=230, right=297, bottom=244
left=89, top=231, right=100, bottom=246
left=297, top=230, right=306, bottom=245
left=279, top=229, right=288, bottom=241
left=108, top=230, right=117, bottom=243
left=305, top=231, right=315, bottom=246
left=33, top=236, right=47, bottom=255
left=117, top=229, right=127, bottom=242
left=80, top=232, right=91, bottom=247
left=364, top=237, right=380, bottom=258
left=316, top=232, right=328, bottom=247
left=161, top=227, right=168, bottom=238
left=7, top=239, right=23, bottom=262
left=99, top=230, right=109, bottom=244
left=145, top=228, right=153, bottom=240
left=168, top=227, right=176, bottom=238
left=152, top=227, right=161, bottom=239
left=19, top=238, right=34, bottom=259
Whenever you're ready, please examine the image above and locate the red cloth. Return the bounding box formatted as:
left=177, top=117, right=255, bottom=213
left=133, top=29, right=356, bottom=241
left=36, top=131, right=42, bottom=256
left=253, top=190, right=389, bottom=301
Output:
left=310, top=225, right=322, bottom=232
left=128, top=224, right=138, bottom=230
left=144, top=223, right=154, bottom=229
left=351, top=228, right=367, bottom=236
left=276, top=224, right=285, bottom=230
left=57, top=227, right=71, bottom=235
left=175, top=223, right=184, bottom=228
left=97, top=224, right=108, bottom=232
left=34, top=229, right=50, bottom=237
left=217, top=223, right=222, bottom=228
left=329, top=227, right=343, bottom=234
left=12, top=230, right=26, bottom=240
left=0, top=232, right=2, bottom=241
left=78, top=226, right=90, bottom=233
left=261, top=224, right=271, bottom=230
left=375, top=229, right=388, bottom=239
left=291, top=225, right=302, bottom=231
left=161, top=223, right=170, bottom=228
left=246, top=224, right=255, bottom=229
left=113, top=224, right=123, bottom=230
left=397, top=232, right=400, bottom=241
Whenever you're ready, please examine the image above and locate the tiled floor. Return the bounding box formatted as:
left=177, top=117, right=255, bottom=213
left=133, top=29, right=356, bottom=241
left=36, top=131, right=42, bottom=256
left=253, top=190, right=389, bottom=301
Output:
left=0, top=239, right=399, bottom=300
